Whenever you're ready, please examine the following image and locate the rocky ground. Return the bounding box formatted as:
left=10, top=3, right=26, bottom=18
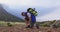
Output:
left=0, top=25, right=60, bottom=32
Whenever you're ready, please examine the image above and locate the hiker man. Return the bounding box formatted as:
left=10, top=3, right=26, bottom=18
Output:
left=27, top=8, right=39, bottom=29
left=21, top=8, right=39, bottom=29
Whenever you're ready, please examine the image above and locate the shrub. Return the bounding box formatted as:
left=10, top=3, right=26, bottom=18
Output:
left=41, top=23, right=50, bottom=27
left=7, top=23, right=12, bottom=27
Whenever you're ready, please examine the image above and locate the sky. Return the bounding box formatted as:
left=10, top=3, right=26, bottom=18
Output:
left=0, top=0, right=60, bottom=22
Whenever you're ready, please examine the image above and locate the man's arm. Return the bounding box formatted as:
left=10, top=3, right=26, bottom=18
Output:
left=27, top=13, right=31, bottom=24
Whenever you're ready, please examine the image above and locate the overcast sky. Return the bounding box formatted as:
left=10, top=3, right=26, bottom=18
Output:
left=0, top=0, right=60, bottom=21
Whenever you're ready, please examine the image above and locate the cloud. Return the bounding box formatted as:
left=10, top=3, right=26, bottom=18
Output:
left=36, top=7, right=60, bottom=21
left=0, top=0, right=60, bottom=7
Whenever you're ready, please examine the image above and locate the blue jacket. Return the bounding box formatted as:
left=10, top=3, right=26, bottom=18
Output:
left=30, top=13, right=36, bottom=22
left=25, top=12, right=36, bottom=22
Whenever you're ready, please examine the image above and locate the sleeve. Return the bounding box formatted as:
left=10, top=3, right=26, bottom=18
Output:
left=27, top=13, right=31, bottom=17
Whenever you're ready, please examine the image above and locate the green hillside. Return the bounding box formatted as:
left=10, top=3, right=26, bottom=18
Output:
left=0, top=4, right=23, bottom=22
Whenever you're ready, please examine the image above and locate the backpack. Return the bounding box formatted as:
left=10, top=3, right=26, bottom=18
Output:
left=32, top=11, right=37, bottom=16
left=27, top=8, right=37, bottom=16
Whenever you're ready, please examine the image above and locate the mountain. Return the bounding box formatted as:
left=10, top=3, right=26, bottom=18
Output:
left=39, top=20, right=60, bottom=27
left=0, top=4, right=23, bottom=22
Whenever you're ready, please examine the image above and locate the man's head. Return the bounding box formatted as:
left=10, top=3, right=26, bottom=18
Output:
left=21, top=12, right=26, bottom=16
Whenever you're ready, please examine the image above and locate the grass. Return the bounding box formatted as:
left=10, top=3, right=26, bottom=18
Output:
left=0, top=21, right=60, bottom=32
left=0, top=21, right=25, bottom=26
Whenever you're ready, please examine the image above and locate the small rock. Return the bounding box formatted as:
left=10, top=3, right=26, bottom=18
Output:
left=39, top=31, right=42, bottom=32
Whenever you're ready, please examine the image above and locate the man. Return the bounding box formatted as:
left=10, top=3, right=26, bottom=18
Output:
left=21, top=8, right=39, bottom=29
left=27, top=8, right=39, bottom=29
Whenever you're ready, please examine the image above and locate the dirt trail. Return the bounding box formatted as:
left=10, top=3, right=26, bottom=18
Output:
left=0, top=25, right=60, bottom=32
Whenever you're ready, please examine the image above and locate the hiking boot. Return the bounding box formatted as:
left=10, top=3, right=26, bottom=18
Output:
left=36, top=25, right=39, bottom=29
left=26, top=25, right=30, bottom=28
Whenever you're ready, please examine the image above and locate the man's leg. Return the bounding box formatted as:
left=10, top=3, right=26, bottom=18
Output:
left=30, top=22, right=39, bottom=29
left=25, top=20, right=30, bottom=28
left=30, top=22, right=35, bottom=28
left=25, top=21, right=30, bottom=28
left=36, top=23, right=39, bottom=29
left=25, top=19, right=29, bottom=27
